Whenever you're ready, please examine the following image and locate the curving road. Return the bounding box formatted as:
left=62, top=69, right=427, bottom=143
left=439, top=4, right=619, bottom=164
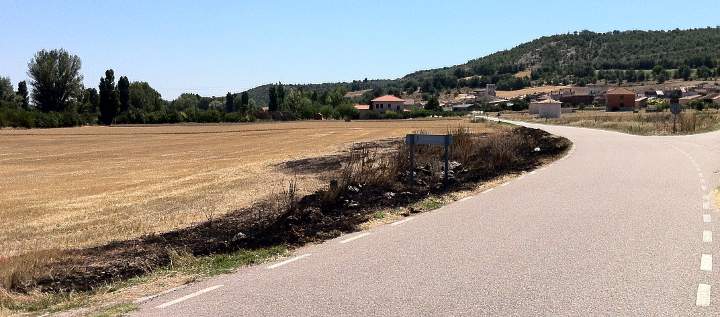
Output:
left=133, top=121, right=720, bottom=316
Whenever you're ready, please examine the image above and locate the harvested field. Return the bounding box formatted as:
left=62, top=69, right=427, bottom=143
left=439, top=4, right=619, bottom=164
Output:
left=0, top=119, right=502, bottom=258
left=1, top=124, right=570, bottom=294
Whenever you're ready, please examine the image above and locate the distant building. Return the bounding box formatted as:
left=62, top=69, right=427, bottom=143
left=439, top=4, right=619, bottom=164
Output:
left=529, top=99, right=562, bottom=118
left=704, top=94, right=720, bottom=106
left=370, top=95, right=405, bottom=113
left=605, top=88, right=636, bottom=111
left=451, top=104, right=476, bottom=112
left=354, top=104, right=370, bottom=112
left=679, top=94, right=702, bottom=105
left=528, top=99, right=562, bottom=118
left=634, top=96, right=648, bottom=108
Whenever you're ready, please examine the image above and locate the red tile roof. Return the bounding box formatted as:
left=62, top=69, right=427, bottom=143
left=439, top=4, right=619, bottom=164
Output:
left=371, top=95, right=405, bottom=102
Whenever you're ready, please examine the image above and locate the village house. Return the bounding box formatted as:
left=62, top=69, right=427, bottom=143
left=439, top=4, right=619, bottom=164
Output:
left=529, top=99, right=562, bottom=118
left=635, top=96, right=648, bottom=108
left=370, top=95, right=405, bottom=113
left=605, top=88, right=636, bottom=111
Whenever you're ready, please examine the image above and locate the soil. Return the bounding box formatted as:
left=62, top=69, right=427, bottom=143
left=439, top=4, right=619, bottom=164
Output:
left=6, top=126, right=570, bottom=294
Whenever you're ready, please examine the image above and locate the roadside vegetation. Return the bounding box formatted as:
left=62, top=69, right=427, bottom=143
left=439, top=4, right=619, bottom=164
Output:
left=0, top=123, right=570, bottom=314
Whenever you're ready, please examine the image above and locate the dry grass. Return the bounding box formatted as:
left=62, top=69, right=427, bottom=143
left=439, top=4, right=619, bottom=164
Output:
left=0, top=119, right=509, bottom=258
left=506, top=109, right=720, bottom=135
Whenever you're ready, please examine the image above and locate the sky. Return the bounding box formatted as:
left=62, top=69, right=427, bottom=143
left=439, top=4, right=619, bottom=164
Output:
left=1, top=0, right=719, bottom=99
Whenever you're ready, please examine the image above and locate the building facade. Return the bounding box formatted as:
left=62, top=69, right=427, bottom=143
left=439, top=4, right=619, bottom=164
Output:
left=370, top=95, right=406, bottom=113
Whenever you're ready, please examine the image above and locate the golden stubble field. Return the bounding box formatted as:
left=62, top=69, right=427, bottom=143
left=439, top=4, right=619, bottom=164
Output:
left=1, top=119, right=495, bottom=258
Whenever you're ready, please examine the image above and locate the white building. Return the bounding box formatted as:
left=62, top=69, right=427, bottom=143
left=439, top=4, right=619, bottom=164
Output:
left=529, top=99, right=562, bottom=118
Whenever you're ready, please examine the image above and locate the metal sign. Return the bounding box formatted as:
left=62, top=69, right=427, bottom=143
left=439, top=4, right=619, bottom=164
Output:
left=405, top=134, right=453, bottom=189
left=405, top=134, right=452, bottom=146
left=670, top=104, right=681, bottom=115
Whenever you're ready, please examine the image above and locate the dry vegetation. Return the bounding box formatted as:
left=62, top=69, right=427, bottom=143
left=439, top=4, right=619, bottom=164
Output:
left=0, top=119, right=496, bottom=259
left=505, top=109, right=720, bottom=135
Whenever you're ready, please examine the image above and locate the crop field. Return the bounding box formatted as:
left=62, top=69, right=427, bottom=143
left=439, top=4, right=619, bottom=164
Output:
left=0, top=119, right=501, bottom=258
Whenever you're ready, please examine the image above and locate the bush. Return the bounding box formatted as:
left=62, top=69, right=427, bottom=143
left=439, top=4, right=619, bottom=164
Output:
left=383, top=110, right=400, bottom=119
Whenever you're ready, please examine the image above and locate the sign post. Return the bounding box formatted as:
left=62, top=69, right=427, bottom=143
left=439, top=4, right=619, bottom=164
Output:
left=405, top=134, right=454, bottom=190
left=670, top=98, right=681, bottom=134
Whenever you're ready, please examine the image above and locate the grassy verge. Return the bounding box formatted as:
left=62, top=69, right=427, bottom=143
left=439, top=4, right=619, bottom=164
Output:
left=0, top=246, right=287, bottom=316
left=505, top=109, right=720, bottom=135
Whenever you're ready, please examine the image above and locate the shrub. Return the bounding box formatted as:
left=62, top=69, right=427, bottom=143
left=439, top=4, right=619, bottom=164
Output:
left=383, top=110, right=400, bottom=119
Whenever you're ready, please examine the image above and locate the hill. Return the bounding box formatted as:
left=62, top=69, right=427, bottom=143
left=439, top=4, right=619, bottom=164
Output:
left=247, top=27, right=720, bottom=105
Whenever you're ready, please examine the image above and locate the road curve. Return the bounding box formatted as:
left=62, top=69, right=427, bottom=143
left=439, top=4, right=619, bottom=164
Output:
left=134, top=121, right=720, bottom=316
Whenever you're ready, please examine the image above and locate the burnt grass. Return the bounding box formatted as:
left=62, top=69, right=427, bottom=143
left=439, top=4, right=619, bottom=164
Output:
left=5, top=126, right=570, bottom=294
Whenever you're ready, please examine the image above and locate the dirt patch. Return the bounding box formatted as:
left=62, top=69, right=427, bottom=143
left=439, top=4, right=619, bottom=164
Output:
left=2, top=126, right=570, bottom=295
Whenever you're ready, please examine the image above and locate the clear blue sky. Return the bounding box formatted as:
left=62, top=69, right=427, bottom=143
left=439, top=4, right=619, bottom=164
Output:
left=1, top=0, right=718, bottom=99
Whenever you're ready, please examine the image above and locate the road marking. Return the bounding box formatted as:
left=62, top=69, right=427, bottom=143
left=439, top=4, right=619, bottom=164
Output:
left=481, top=188, right=494, bottom=194
left=701, top=254, right=713, bottom=272
left=704, top=202, right=711, bottom=210
left=704, top=230, right=713, bottom=243
left=697, top=284, right=711, bottom=306
left=155, top=285, right=223, bottom=309
left=268, top=254, right=311, bottom=269
left=136, top=286, right=186, bottom=303
left=704, top=214, right=712, bottom=223
left=390, top=217, right=414, bottom=226
left=339, top=232, right=370, bottom=244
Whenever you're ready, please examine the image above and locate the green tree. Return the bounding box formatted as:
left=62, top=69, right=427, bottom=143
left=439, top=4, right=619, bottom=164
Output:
left=697, top=66, right=712, bottom=79
left=240, top=91, right=249, bottom=113
left=27, top=49, right=83, bottom=112
left=0, top=76, right=13, bottom=103
left=424, top=95, right=441, bottom=111
left=129, top=82, right=163, bottom=112
left=268, top=86, right=278, bottom=111
left=118, top=76, right=130, bottom=113
left=225, top=92, right=234, bottom=112
left=80, top=88, right=99, bottom=114
left=98, top=69, right=119, bottom=125
left=678, top=65, right=692, bottom=81
left=17, top=81, right=29, bottom=109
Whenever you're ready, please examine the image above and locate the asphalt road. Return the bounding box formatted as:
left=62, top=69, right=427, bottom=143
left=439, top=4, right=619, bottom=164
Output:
left=134, top=121, right=720, bottom=316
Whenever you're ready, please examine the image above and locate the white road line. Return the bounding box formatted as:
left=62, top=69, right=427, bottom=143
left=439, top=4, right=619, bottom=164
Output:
left=701, top=254, right=713, bottom=272
left=481, top=188, right=494, bottom=194
left=155, top=285, right=223, bottom=309
left=697, top=284, right=711, bottom=306
left=267, top=254, right=311, bottom=269
left=390, top=217, right=414, bottom=226
left=704, top=214, right=712, bottom=223
left=136, top=286, right=186, bottom=303
left=703, top=230, right=713, bottom=243
left=339, top=232, right=371, bottom=244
